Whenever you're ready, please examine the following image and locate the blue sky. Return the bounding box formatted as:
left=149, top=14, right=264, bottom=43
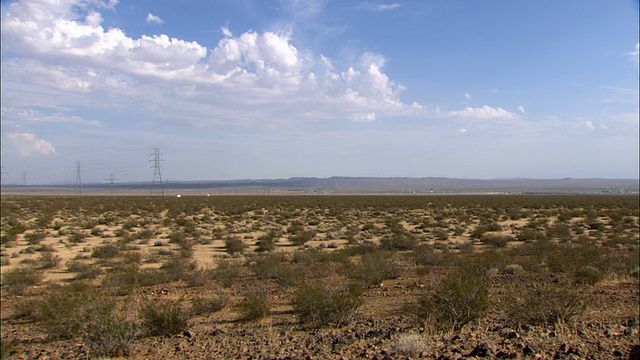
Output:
left=1, top=0, right=638, bottom=184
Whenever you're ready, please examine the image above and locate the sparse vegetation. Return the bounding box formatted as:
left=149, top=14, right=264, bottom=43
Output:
left=0, top=195, right=637, bottom=358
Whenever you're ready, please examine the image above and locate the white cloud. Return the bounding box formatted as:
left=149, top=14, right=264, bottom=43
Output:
left=464, top=92, right=472, bottom=100
left=457, top=128, right=467, bottom=133
left=1, top=0, right=517, bottom=127
left=359, top=2, right=402, bottom=12
left=354, top=112, right=376, bottom=122
left=517, top=105, right=525, bottom=114
left=629, top=43, right=639, bottom=65
left=146, top=13, right=165, bottom=25
left=446, top=105, right=519, bottom=120
left=584, top=120, right=595, bottom=130
left=1, top=106, right=102, bottom=127
left=5, top=132, right=56, bottom=156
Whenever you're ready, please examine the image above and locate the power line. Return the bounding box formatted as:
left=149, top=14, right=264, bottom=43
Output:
left=149, top=148, right=165, bottom=199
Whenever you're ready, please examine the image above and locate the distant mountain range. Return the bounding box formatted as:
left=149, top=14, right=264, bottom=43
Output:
left=3, top=177, right=638, bottom=195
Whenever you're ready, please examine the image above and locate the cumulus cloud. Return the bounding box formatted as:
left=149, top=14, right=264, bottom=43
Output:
left=517, top=106, right=525, bottom=114
left=146, top=13, right=165, bottom=24
left=5, top=132, right=56, bottom=156
left=1, top=0, right=517, bottom=126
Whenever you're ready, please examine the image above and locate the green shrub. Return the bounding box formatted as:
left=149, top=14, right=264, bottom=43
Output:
left=415, top=265, right=488, bottom=331
left=190, top=289, right=229, bottom=315
left=160, top=255, right=200, bottom=282
left=290, top=230, right=316, bottom=246
left=256, top=231, right=279, bottom=252
left=238, top=286, right=271, bottom=321
left=412, top=244, right=441, bottom=266
left=81, top=296, right=140, bottom=358
left=481, top=234, right=514, bottom=248
left=507, top=284, right=585, bottom=328
left=33, top=284, right=99, bottom=339
left=349, top=251, right=401, bottom=285
left=1, top=264, right=44, bottom=294
left=380, top=232, right=418, bottom=250
left=214, top=259, right=240, bottom=288
left=67, top=260, right=103, bottom=280
left=38, top=251, right=62, bottom=269
left=140, top=297, right=192, bottom=336
left=225, top=236, right=245, bottom=255
left=24, top=230, right=48, bottom=245
left=293, top=282, right=363, bottom=327
left=574, top=265, right=602, bottom=285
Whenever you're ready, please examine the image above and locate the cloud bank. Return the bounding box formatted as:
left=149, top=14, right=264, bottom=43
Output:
left=1, top=0, right=518, bottom=129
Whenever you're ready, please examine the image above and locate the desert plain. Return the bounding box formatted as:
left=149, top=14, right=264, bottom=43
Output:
left=0, top=194, right=638, bottom=359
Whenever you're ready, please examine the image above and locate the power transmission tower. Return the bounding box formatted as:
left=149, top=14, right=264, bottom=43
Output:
left=75, top=161, right=83, bottom=197
left=0, top=167, right=7, bottom=202
left=22, top=171, right=27, bottom=195
left=107, top=174, right=117, bottom=198
left=149, top=148, right=165, bottom=199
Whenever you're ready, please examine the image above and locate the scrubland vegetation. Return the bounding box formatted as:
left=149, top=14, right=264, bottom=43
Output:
left=1, top=195, right=638, bottom=358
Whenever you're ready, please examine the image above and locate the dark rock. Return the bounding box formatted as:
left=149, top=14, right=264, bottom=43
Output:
left=629, top=345, right=640, bottom=360
left=522, top=343, right=538, bottom=356
left=495, top=350, right=516, bottom=359
left=183, top=330, right=194, bottom=338
left=210, top=329, right=225, bottom=336
left=467, top=342, right=492, bottom=357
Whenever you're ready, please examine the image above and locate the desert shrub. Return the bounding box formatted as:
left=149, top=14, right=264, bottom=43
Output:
left=189, top=289, right=229, bottom=315
left=67, top=260, right=103, bottom=280
left=503, top=264, right=524, bottom=275
left=90, top=226, right=104, bottom=236
left=255, top=231, right=278, bottom=252
left=574, top=265, right=602, bottom=285
left=415, top=265, right=489, bottom=332
left=24, top=230, right=48, bottom=245
left=480, top=234, right=514, bottom=248
left=290, top=230, right=316, bottom=246
left=507, top=284, right=585, bottom=328
left=393, top=333, right=429, bottom=356
left=68, top=231, right=88, bottom=243
left=349, top=250, right=401, bottom=285
left=379, top=232, right=418, bottom=250
left=238, top=286, right=271, bottom=321
left=225, top=236, right=245, bottom=255
left=38, top=251, right=62, bottom=269
left=412, top=244, right=441, bottom=266
left=140, top=297, right=192, bottom=336
left=214, top=259, right=240, bottom=288
left=516, top=228, right=548, bottom=242
left=33, top=284, right=99, bottom=339
left=160, top=255, right=200, bottom=282
left=252, top=252, right=287, bottom=279
left=546, top=223, right=572, bottom=241
left=293, top=282, right=363, bottom=327
left=470, top=225, right=488, bottom=239
left=1, top=340, right=13, bottom=359
left=183, top=269, right=211, bottom=287
left=91, top=243, right=120, bottom=259
left=432, top=229, right=449, bottom=241
left=80, top=296, right=140, bottom=358
left=1, top=263, right=43, bottom=294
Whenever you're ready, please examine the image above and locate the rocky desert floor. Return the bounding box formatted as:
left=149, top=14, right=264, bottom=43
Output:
left=1, top=195, right=638, bottom=359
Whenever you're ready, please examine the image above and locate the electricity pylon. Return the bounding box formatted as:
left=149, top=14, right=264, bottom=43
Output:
left=107, top=174, right=117, bottom=198
left=150, top=148, right=165, bottom=199
left=75, top=161, right=83, bottom=197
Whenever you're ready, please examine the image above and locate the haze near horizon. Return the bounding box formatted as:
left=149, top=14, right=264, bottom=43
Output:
left=1, top=0, right=638, bottom=185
